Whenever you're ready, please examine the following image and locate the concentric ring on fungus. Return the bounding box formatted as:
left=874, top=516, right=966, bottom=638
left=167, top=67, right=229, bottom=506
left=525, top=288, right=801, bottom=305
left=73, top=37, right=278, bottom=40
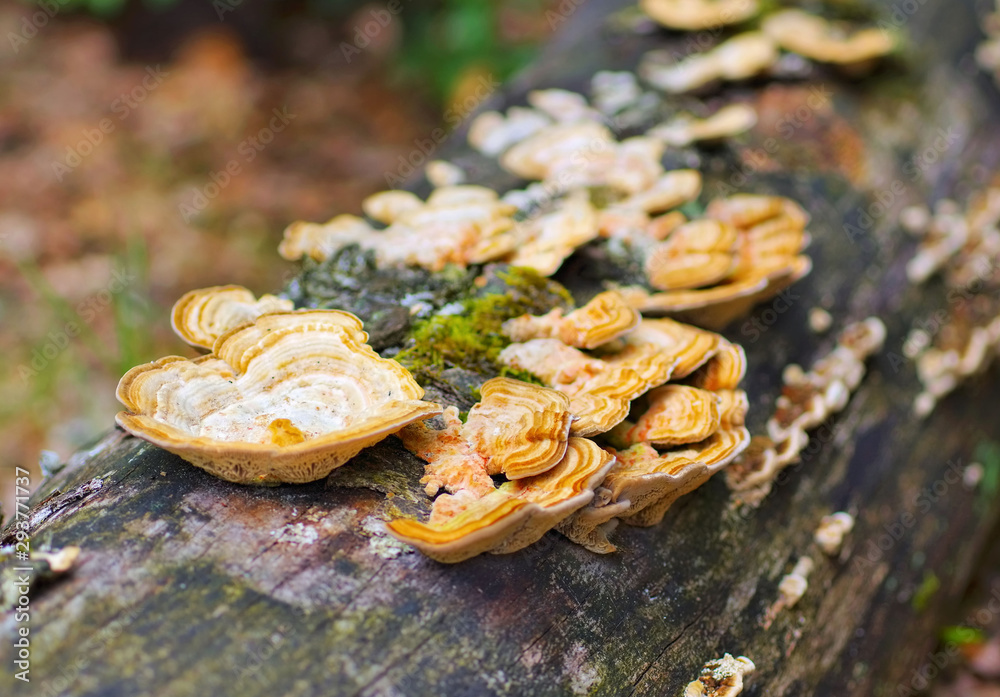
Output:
left=387, top=438, right=615, bottom=563
left=116, top=310, right=441, bottom=485
left=617, top=194, right=812, bottom=329
left=640, top=0, right=760, bottom=31
left=170, top=285, right=293, bottom=350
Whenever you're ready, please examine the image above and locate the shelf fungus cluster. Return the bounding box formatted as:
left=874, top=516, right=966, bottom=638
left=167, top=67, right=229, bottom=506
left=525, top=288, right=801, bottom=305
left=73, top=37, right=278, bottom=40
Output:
left=726, top=318, right=886, bottom=505
left=617, top=194, right=812, bottom=329
left=684, top=654, right=756, bottom=697
left=280, top=182, right=602, bottom=278
left=116, top=286, right=440, bottom=485
left=648, top=103, right=757, bottom=148
left=469, top=89, right=703, bottom=203
left=388, top=389, right=614, bottom=563
left=761, top=556, right=814, bottom=629
left=110, top=2, right=887, bottom=567
left=977, top=1, right=1000, bottom=85
left=425, top=8, right=895, bottom=341
left=498, top=294, right=750, bottom=553
left=640, top=8, right=895, bottom=94
left=641, top=32, right=779, bottom=95
left=814, top=511, right=854, bottom=556
left=468, top=89, right=812, bottom=328
left=639, top=0, right=760, bottom=32
left=380, top=290, right=751, bottom=561
left=498, top=118, right=704, bottom=212
left=900, top=188, right=1000, bottom=417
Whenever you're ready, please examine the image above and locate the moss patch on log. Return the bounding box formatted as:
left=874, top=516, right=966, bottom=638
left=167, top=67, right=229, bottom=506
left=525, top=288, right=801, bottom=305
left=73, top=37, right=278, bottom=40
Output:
left=284, top=245, right=477, bottom=350
left=394, top=266, right=573, bottom=392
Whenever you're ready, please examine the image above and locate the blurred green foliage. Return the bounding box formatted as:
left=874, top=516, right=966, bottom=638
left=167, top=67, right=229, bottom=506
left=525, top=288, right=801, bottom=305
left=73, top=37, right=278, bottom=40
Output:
left=912, top=570, right=940, bottom=612
left=389, top=0, right=545, bottom=103
left=940, top=625, right=986, bottom=646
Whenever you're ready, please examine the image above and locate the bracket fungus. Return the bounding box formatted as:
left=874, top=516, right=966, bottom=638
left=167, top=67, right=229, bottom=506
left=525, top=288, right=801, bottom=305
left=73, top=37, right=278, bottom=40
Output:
left=116, top=310, right=441, bottom=484
left=501, top=121, right=615, bottom=183
left=640, top=0, right=759, bottom=31
left=560, top=395, right=749, bottom=552
left=500, top=122, right=674, bottom=199
left=761, top=10, right=896, bottom=68
left=904, top=200, right=969, bottom=285
left=644, top=219, right=740, bottom=291
left=278, top=213, right=373, bottom=263
left=641, top=33, right=779, bottom=94
left=620, top=385, right=722, bottom=447
left=913, top=317, right=1000, bottom=417
left=505, top=190, right=601, bottom=276
left=425, top=160, right=466, bottom=188
left=591, top=70, right=644, bottom=116
left=501, top=290, right=641, bottom=349
left=611, top=169, right=703, bottom=218
left=399, top=377, right=573, bottom=501
left=527, top=87, right=604, bottom=123
left=649, top=103, right=758, bottom=147
left=618, top=427, right=751, bottom=524
left=280, top=185, right=518, bottom=272
left=170, top=284, right=294, bottom=350
left=686, top=340, right=747, bottom=391
left=619, top=194, right=812, bottom=328
left=468, top=106, right=552, bottom=157
left=281, top=182, right=600, bottom=277
left=496, top=308, right=748, bottom=553
left=684, top=654, right=756, bottom=697
left=901, top=185, right=1000, bottom=416
left=617, top=194, right=812, bottom=328
left=761, top=556, right=815, bottom=628
left=497, top=316, right=714, bottom=438
left=498, top=337, right=668, bottom=437
left=814, top=511, right=854, bottom=556
left=727, top=318, right=886, bottom=504
left=808, top=307, right=833, bottom=334
left=387, top=437, right=614, bottom=563
left=616, top=317, right=722, bottom=378
left=462, top=377, right=574, bottom=480
left=778, top=556, right=814, bottom=609
left=978, top=2, right=1000, bottom=84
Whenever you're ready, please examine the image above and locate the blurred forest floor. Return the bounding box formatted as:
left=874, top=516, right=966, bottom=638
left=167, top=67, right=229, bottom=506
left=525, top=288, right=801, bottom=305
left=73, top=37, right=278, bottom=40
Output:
left=0, top=0, right=553, bottom=512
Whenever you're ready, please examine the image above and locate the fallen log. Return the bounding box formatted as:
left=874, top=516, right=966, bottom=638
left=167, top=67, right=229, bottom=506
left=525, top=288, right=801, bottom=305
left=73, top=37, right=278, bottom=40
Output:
left=3, top=1, right=1000, bottom=695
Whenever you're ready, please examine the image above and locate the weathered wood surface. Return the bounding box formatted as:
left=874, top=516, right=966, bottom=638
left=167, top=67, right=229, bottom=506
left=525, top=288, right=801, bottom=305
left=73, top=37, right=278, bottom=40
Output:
left=4, top=1, right=1000, bottom=695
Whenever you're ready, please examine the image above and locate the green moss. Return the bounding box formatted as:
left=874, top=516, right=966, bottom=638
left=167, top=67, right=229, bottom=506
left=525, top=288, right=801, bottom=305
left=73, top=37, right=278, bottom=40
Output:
left=911, top=571, right=940, bottom=612
left=395, top=293, right=542, bottom=384
left=587, top=185, right=624, bottom=210
left=940, top=625, right=985, bottom=647
left=493, top=266, right=575, bottom=311
left=395, top=266, right=571, bottom=389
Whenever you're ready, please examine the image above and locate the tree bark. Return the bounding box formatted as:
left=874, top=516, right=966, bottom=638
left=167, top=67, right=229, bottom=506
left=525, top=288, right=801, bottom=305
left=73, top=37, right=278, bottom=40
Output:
left=4, top=1, right=1000, bottom=695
